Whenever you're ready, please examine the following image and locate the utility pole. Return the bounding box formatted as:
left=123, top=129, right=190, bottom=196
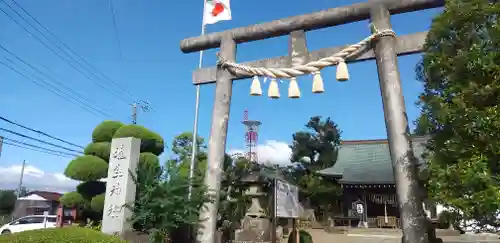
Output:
left=17, top=160, right=26, bottom=199
left=0, top=136, right=3, bottom=160
left=131, top=101, right=152, bottom=125
left=132, top=103, right=137, bottom=124
left=12, top=160, right=26, bottom=221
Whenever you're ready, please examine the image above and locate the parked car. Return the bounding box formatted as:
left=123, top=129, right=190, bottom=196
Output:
left=0, top=215, right=57, bottom=235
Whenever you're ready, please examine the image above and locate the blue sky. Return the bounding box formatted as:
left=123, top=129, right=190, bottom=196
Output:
left=0, top=0, right=442, bottom=190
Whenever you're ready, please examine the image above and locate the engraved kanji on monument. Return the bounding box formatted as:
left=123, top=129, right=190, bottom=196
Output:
left=101, top=137, right=141, bottom=236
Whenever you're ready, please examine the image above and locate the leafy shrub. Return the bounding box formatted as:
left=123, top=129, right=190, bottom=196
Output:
left=90, top=194, right=105, bottom=213
left=113, top=124, right=164, bottom=155
left=77, top=181, right=106, bottom=199
left=84, top=142, right=111, bottom=161
left=139, top=152, right=161, bottom=178
left=85, top=220, right=102, bottom=231
left=0, top=190, right=16, bottom=215
left=64, top=155, right=108, bottom=181
left=437, top=210, right=461, bottom=230
left=288, top=229, right=314, bottom=243
left=139, top=152, right=160, bottom=168
left=129, top=162, right=211, bottom=242
left=0, top=227, right=125, bottom=243
left=92, top=121, right=124, bottom=143
left=60, top=192, right=84, bottom=208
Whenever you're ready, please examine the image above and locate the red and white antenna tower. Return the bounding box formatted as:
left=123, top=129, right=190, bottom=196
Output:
left=241, top=109, right=261, bottom=163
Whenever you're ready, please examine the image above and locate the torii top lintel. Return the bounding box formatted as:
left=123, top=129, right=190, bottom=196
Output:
left=179, top=0, right=444, bottom=54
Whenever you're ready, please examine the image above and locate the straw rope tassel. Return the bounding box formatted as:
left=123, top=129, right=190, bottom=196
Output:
left=250, top=76, right=262, bottom=96
left=336, top=59, right=349, bottom=81
left=288, top=77, right=300, bottom=98
left=312, top=71, right=324, bottom=93
left=268, top=78, right=280, bottom=99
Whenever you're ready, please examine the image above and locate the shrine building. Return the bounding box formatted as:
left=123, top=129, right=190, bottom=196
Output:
left=317, top=136, right=436, bottom=228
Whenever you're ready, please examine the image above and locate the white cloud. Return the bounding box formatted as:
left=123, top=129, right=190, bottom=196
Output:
left=0, top=164, right=78, bottom=193
left=228, top=140, right=292, bottom=166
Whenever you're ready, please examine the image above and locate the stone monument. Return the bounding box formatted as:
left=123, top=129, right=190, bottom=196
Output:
left=101, top=137, right=141, bottom=236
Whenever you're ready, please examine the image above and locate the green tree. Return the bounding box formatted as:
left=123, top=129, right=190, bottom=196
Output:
left=130, top=157, right=210, bottom=243
left=415, top=0, right=500, bottom=230
left=290, top=116, right=341, bottom=170
left=171, top=132, right=206, bottom=162
left=166, top=132, right=207, bottom=179
left=217, top=154, right=253, bottom=242
left=287, top=116, right=343, bottom=217
left=0, top=190, right=17, bottom=215
left=130, top=131, right=261, bottom=242
left=130, top=132, right=211, bottom=242
left=163, top=132, right=254, bottom=242
left=168, top=132, right=252, bottom=225
left=413, top=113, right=433, bottom=136
left=60, top=121, right=164, bottom=222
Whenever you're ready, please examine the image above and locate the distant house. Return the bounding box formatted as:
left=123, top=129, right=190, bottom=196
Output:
left=11, top=191, right=62, bottom=219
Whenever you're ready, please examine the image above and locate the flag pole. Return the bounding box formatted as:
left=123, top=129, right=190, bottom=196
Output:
left=188, top=9, right=207, bottom=201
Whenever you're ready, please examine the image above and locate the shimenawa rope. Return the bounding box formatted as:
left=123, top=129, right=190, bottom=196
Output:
left=216, top=26, right=396, bottom=79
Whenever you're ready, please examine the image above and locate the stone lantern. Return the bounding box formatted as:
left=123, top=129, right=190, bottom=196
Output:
left=234, top=165, right=273, bottom=243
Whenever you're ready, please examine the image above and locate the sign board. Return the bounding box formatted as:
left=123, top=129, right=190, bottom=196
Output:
left=356, top=203, right=364, bottom=214
left=351, top=200, right=364, bottom=216
left=274, top=179, right=301, bottom=218
left=101, top=137, right=141, bottom=236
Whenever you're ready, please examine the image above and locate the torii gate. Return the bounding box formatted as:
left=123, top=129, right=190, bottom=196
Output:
left=180, top=0, right=445, bottom=243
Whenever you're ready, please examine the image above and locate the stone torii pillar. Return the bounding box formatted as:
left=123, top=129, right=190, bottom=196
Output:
left=196, top=33, right=236, bottom=243
left=370, top=3, right=430, bottom=243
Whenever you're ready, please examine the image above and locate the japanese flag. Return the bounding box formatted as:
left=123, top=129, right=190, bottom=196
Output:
left=203, top=0, right=232, bottom=25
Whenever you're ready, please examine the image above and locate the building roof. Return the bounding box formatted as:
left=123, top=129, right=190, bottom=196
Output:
left=317, top=136, right=428, bottom=185
left=18, top=194, right=48, bottom=201
left=24, top=191, right=62, bottom=202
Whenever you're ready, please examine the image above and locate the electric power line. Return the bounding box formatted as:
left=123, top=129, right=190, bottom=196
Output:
left=108, top=0, right=127, bottom=87
left=35, top=63, right=115, bottom=115
left=0, top=43, right=115, bottom=117
left=0, top=58, right=109, bottom=118
left=0, top=128, right=83, bottom=154
left=3, top=141, right=75, bottom=158
left=0, top=1, right=134, bottom=106
left=2, top=137, right=80, bottom=157
left=0, top=115, right=84, bottom=149
left=9, top=0, right=136, bottom=99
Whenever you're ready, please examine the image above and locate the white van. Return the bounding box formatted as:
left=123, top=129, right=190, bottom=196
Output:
left=0, top=215, right=57, bottom=234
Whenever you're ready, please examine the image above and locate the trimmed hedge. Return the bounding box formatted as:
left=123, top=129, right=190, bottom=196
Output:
left=139, top=152, right=160, bottom=168
left=90, top=194, right=105, bottom=213
left=64, top=155, right=108, bottom=181
left=113, top=124, right=164, bottom=155
left=138, top=152, right=161, bottom=177
left=77, top=181, right=107, bottom=199
left=92, top=121, right=124, bottom=143
left=60, top=192, right=84, bottom=208
left=84, top=142, right=111, bottom=161
left=0, top=227, right=126, bottom=243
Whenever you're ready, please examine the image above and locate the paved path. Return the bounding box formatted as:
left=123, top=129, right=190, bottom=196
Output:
left=303, top=229, right=500, bottom=243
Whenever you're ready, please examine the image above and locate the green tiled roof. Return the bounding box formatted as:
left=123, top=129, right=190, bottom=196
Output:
left=317, top=136, right=428, bottom=184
